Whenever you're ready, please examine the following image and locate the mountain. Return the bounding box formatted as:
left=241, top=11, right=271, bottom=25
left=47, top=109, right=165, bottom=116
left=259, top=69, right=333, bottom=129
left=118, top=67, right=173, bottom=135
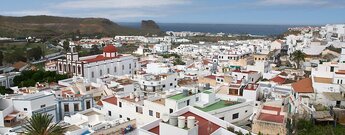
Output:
left=141, top=20, right=160, bottom=30
left=0, top=15, right=161, bottom=38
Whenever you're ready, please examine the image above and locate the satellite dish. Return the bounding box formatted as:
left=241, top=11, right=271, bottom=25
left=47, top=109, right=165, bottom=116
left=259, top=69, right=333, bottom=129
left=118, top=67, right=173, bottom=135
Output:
left=162, top=113, right=169, bottom=122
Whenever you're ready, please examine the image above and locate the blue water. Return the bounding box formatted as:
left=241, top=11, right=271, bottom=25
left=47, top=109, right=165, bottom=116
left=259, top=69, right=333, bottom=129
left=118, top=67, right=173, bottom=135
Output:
left=119, top=22, right=309, bottom=36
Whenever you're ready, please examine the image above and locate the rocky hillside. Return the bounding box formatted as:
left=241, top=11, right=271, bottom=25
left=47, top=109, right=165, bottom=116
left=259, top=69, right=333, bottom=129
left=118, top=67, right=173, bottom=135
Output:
left=141, top=20, right=160, bottom=30
left=0, top=15, right=161, bottom=37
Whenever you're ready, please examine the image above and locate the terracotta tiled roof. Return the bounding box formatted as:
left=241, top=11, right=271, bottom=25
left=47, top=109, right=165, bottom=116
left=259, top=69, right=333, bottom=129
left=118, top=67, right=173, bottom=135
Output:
left=271, top=76, right=286, bottom=84
left=204, top=75, right=216, bottom=80
left=82, top=55, right=122, bottom=63
left=258, top=113, right=284, bottom=123
left=12, top=61, right=28, bottom=70
left=335, top=70, right=345, bottom=75
left=103, top=45, right=117, bottom=53
left=181, top=112, right=221, bottom=135
left=292, top=78, right=314, bottom=93
left=103, top=96, right=117, bottom=105
left=97, top=101, right=103, bottom=106
left=202, top=59, right=211, bottom=65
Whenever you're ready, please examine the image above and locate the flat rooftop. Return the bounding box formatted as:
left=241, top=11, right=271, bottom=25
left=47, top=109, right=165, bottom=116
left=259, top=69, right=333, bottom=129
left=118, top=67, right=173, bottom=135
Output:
left=258, top=113, right=284, bottom=123
left=168, top=93, right=190, bottom=100
left=195, top=100, right=238, bottom=112
left=83, top=110, right=102, bottom=116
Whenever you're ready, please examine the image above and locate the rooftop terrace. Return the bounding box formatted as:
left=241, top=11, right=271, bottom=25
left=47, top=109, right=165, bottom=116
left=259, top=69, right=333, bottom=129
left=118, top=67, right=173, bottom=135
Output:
left=196, top=100, right=238, bottom=112
left=168, top=93, right=191, bottom=100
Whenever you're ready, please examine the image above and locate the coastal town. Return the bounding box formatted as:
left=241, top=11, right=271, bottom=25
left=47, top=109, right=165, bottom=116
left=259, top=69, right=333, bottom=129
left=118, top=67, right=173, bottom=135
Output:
left=0, top=23, right=345, bottom=135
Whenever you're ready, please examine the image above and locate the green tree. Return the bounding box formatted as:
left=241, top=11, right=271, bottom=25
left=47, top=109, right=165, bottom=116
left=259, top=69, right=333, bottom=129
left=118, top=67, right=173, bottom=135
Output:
left=63, top=40, right=70, bottom=52
left=27, top=47, right=43, bottom=61
left=23, top=113, right=65, bottom=135
left=90, top=45, right=100, bottom=55
left=0, top=51, right=3, bottom=66
left=75, top=45, right=82, bottom=52
left=290, top=50, right=305, bottom=69
left=0, top=86, right=13, bottom=95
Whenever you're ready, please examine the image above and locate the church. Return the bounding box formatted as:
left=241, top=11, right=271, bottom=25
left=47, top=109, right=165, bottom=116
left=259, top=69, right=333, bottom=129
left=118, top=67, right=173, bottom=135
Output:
left=57, top=45, right=139, bottom=82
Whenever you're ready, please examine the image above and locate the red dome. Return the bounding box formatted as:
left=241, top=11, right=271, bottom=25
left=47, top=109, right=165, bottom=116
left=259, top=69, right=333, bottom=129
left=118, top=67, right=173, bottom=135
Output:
left=103, top=45, right=117, bottom=53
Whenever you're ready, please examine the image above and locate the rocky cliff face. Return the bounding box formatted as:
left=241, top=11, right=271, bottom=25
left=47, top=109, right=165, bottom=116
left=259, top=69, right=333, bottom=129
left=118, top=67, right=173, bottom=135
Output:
left=141, top=20, right=160, bottom=30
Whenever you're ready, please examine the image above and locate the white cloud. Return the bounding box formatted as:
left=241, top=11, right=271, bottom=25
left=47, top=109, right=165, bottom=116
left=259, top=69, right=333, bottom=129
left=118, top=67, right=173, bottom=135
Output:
left=259, top=0, right=329, bottom=5
left=54, top=0, right=191, bottom=9
left=0, top=10, right=59, bottom=16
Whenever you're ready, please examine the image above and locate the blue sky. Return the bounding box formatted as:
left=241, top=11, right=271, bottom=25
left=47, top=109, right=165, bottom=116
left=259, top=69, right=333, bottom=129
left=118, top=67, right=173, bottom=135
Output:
left=0, top=0, right=344, bottom=25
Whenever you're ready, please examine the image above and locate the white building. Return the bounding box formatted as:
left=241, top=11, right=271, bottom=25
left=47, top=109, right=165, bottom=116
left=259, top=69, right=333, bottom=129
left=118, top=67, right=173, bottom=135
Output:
left=0, top=91, right=57, bottom=129
left=0, top=72, right=20, bottom=88
left=57, top=45, right=139, bottom=82
left=138, top=106, right=251, bottom=135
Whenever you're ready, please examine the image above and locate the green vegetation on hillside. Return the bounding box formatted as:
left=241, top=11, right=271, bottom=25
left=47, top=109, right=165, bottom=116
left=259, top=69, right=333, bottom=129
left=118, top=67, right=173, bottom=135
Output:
left=296, top=119, right=345, bottom=135
left=0, top=42, right=60, bottom=64
left=0, top=15, right=161, bottom=38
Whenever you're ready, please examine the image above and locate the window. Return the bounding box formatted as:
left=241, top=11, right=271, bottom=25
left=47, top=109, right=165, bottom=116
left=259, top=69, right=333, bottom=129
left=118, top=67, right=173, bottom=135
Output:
left=107, top=68, right=110, bottom=74
left=245, top=110, right=248, bottom=113
left=64, top=104, right=69, bottom=112
left=91, top=71, right=94, bottom=78
left=331, top=66, right=335, bottom=72
left=24, top=108, right=27, bottom=111
left=232, top=113, right=239, bottom=120
left=86, top=100, right=91, bottom=109
left=74, top=103, right=79, bottom=111
left=196, top=97, right=199, bottom=102
left=108, top=111, right=112, bottom=116
left=170, top=83, right=173, bottom=86
left=127, top=118, right=130, bottom=121
left=119, top=102, right=122, bottom=107
left=187, top=100, right=190, bottom=106
left=114, top=67, right=117, bottom=72
left=220, top=117, right=225, bottom=120
left=169, top=108, right=173, bottom=113
left=78, top=66, right=81, bottom=74
left=149, top=110, right=153, bottom=116
left=100, top=70, right=103, bottom=76
left=122, top=65, right=124, bottom=70
left=163, top=85, right=166, bottom=88
left=119, top=115, right=122, bottom=118
left=40, top=104, right=46, bottom=108
left=129, top=64, right=132, bottom=69
left=156, top=112, right=160, bottom=118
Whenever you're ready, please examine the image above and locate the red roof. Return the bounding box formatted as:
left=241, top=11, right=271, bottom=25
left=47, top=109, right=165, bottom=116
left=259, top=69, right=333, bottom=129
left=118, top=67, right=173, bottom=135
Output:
left=202, top=59, right=211, bottom=65
left=263, top=106, right=281, bottom=112
left=204, top=75, right=216, bottom=80
left=258, top=113, right=284, bottom=123
left=292, top=78, right=314, bottom=93
left=97, top=101, right=103, bottom=106
left=82, top=55, right=122, bottom=63
left=148, top=125, right=160, bottom=135
left=270, top=76, right=286, bottom=84
left=182, top=112, right=221, bottom=135
left=103, top=96, right=117, bottom=105
left=103, top=45, right=117, bottom=53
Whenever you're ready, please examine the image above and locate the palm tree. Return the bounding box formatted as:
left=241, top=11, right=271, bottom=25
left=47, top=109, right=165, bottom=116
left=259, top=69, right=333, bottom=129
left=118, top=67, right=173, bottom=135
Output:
left=290, top=50, right=305, bottom=69
left=23, top=113, right=65, bottom=135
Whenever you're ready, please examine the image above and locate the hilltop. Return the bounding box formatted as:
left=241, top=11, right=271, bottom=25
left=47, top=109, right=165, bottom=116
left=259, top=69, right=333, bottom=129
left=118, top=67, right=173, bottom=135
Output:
left=0, top=15, right=161, bottom=38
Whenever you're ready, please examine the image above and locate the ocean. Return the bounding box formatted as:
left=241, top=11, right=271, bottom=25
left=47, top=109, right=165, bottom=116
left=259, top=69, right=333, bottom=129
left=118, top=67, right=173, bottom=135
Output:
left=119, top=22, right=308, bottom=36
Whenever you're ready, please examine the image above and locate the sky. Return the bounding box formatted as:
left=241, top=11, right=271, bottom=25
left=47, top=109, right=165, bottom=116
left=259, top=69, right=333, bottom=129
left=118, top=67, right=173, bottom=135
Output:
left=0, top=0, right=344, bottom=25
